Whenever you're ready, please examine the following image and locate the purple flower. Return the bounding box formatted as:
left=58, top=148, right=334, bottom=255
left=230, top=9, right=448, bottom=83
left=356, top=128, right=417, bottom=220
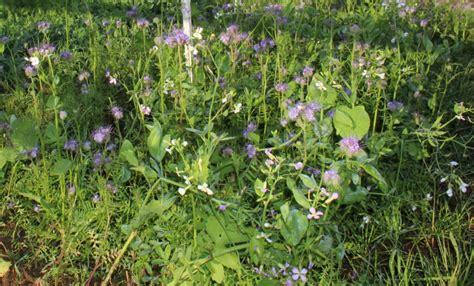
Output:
left=275, top=83, right=289, bottom=93
left=294, top=76, right=306, bottom=85
left=83, top=141, right=91, bottom=150
left=294, top=162, right=304, bottom=170
left=265, top=4, right=283, bottom=15
left=387, top=101, right=404, bottom=112
left=126, top=6, right=138, bottom=17
left=22, top=147, right=40, bottom=159
left=59, top=110, right=68, bottom=120
left=255, top=72, right=262, bottom=80
left=243, top=122, right=257, bottom=138
left=33, top=204, right=41, bottom=213
left=102, top=19, right=110, bottom=27
left=24, top=65, right=37, bottom=77
left=106, top=182, right=118, bottom=194
left=92, top=194, right=101, bottom=203
left=165, top=28, right=189, bottom=48
left=140, top=104, right=151, bottom=115
left=64, top=139, right=79, bottom=152
left=303, top=66, right=314, bottom=77
left=67, top=184, right=76, bottom=195
left=137, top=18, right=150, bottom=28
left=288, top=106, right=300, bottom=120
left=111, top=106, right=123, bottom=120
left=303, top=102, right=320, bottom=121
left=340, top=136, right=362, bottom=157
left=37, top=21, right=51, bottom=32
left=254, top=38, right=275, bottom=53
left=218, top=204, right=227, bottom=211
left=246, top=144, right=256, bottom=158
left=60, top=51, right=73, bottom=60
left=291, top=267, right=308, bottom=282
left=323, top=169, right=341, bottom=187
left=222, top=146, right=233, bottom=156
left=420, top=19, right=429, bottom=28
left=219, top=24, right=247, bottom=46
left=0, top=36, right=9, bottom=44
left=92, top=126, right=112, bottom=144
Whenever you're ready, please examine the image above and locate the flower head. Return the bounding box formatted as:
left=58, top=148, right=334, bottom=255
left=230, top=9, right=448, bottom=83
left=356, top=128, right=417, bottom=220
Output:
left=323, top=169, right=341, bottom=187
left=339, top=136, right=362, bottom=157
left=246, top=144, right=257, bottom=158
left=291, top=267, right=308, bottom=282
left=307, top=208, right=323, bottom=220
left=165, top=28, right=189, bottom=48
left=243, top=122, right=257, bottom=138
left=275, top=83, right=289, bottom=93
left=92, top=126, right=112, bottom=144
left=37, top=21, right=51, bottom=32
left=111, top=106, right=123, bottom=120
left=137, top=18, right=150, bottom=28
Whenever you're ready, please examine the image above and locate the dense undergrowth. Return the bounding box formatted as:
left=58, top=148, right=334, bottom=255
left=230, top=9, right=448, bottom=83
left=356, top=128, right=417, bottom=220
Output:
left=0, top=0, right=473, bottom=285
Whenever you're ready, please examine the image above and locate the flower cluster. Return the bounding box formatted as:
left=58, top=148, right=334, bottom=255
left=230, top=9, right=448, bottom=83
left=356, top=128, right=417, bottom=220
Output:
left=253, top=38, right=275, bottom=53
left=219, top=24, right=248, bottom=45
left=165, top=28, right=189, bottom=48
left=339, top=136, right=362, bottom=157
left=91, top=126, right=112, bottom=144
left=286, top=101, right=321, bottom=122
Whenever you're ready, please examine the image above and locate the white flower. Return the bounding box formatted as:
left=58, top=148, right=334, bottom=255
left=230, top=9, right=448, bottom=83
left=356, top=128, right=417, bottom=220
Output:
left=193, top=27, right=203, bottom=40
left=178, top=188, right=186, bottom=196
left=362, top=216, right=370, bottom=224
left=197, top=183, right=213, bottom=195
left=446, top=187, right=453, bottom=197
left=256, top=232, right=272, bottom=243
left=314, top=80, right=327, bottom=91
left=233, top=103, right=242, bottom=113
left=411, top=205, right=417, bottom=211
left=440, top=176, right=448, bottom=183
left=460, top=182, right=468, bottom=193
left=25, top=56, right=40, bottom=67
left=182, top=141, right=188, bottom=147
left=426, top=193, right=432, bottom=201
left=449, top=161, right=458, bottom=167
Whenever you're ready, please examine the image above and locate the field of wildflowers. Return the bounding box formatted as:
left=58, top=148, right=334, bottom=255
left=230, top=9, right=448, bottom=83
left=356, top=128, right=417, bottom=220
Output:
left=0, top=0, right=473, bottom=284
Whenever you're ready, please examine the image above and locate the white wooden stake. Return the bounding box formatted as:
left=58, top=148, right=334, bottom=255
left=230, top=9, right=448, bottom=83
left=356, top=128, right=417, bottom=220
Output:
left=182, top=0, right=193, bottom=82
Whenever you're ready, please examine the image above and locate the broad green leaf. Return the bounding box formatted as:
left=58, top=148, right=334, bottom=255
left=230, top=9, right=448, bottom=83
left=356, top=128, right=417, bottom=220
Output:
left=249, top=236, right=265, bottom=264
left=307, top=75, right=338, bottom=107
left=361, top=164, right=388, bottom=192
left=287, top=178, right=310, bottom=208
left=254, top=178, right=267, bottom=197
left=333, top=105, right=370, bottom=139
left=258, top=279, right=280, bottom=286
left=280, top=202, right=290, bottom=220
left=0, top=148, right=17, bottom=169
left=215, top=251, right=241, bottom=270
left=51, top=158, right=72, bottom=176
left=147, top=122, right=170, bottom=162
left=280, top=209, right=308, bottom=246
left=342, top=187, right=368, bottom=205
left=318, top=235, right=333, bottom=253
left=11, top=119, right=38, bottom=149
left=132, top=197, right=176, bottom=228
left=131, top=165, right=158, bottom=180
left=0, top=258, right=10, bottom=278
left=209, top=261, right=225, bottom=283
left=119, top=140, right=140, bottom=166
left=206, top=216, right=248, bottom=246
left=298, top=174, right=318, bottom=189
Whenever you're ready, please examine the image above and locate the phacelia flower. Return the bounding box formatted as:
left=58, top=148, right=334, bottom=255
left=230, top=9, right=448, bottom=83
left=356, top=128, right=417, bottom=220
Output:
left=219, top=24, right=248, bottom=45
left=60, top=51, right=73, bottom=60
left=387, top=101, right=404, bottom=112
left=323, top=169, right=341, bottom=187
left=92, top=126, right=112, bottom=144
left=339, top=136, right=362, bottom=157
left=243, top=122, right=257, bottom=138
left=111, top=106, right=123, bottom=120
left=22, top=147, right=40, bottom=159
left=275, top=83, right=289, bottom=93
left=307, top=208, right=324, bottom=220
left=37, top=21, right=51, bottom=32
left=140, top=104, right=151, bottom=115
left=294, top=162, right=304, bottom=171
left=303, top=66, right=314, bottom=77
left=137, top=18, right=150, bottom=28
left=92, top=194, right=101, bottom=203
left=24, top=65, right=37, bottom=77
left=64, top=139, right=79, bottom=152
left=246, top=144, right=257, bottom=158
left=165, top=28, right=189, bottom=48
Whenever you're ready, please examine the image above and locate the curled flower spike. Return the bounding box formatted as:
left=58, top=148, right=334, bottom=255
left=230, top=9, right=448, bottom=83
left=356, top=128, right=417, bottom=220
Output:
left=339, top=136, right=362, bottom=157
left=307, top=208, right=324, bottom=220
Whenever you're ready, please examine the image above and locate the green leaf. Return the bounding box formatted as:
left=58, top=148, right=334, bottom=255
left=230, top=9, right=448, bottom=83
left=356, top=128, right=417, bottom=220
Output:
left=131, top=165, right=158, bottom=180
left=132, top=197, right=176, bottom=228
left=249, top=236, right=265, bottom=264
left=257, top=279, right=280, bottom=286
left=333, top=105, right=370, bottom=139
left=215, top=251, right=241, bottom=270
left=0, top=258, right=11, bottom=278
left=307, top=75, right=338, bottom=107
left=205, top=216, right=248, bottom=246
left=51, top=158, right=72, bottom=176
left=11, top=119, right=38, bottom=149
left=147, top=122, right=170, bottom=162
left=318, top=235, right=333, bottom=253
left=342, top=187, right=368, bottom=205
left=298, top=174, right=318, bottom=189
left=280, top=209, right=308, bottom=246
left=0, top=148, right=17, bottom=169
left=287, top=178, right=310, bottom=208
left=254, top=178, right=267, bottom=197
left=119, top=140, right=139, bottom=166
left=209, top=261, right=225, bottom=283
left=361, top=164, right=388, bottom=192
